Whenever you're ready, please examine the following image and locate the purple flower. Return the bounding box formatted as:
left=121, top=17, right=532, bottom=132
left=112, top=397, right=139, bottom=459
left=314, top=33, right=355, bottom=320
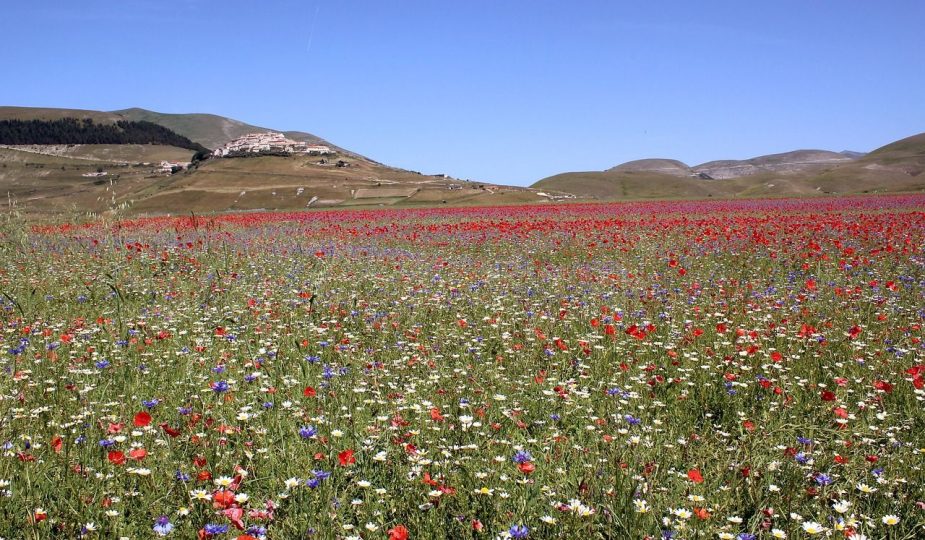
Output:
left=509, top=524, right=529, bottom=539
left=203, top=523, right=229, bottom=535
left=153, top=515, right=174, bottom=536
left=211, top=380, right=230, bottom=393
left=512, top=450, right=533, bottom=464
left=299, top=426, right=317, bottom=439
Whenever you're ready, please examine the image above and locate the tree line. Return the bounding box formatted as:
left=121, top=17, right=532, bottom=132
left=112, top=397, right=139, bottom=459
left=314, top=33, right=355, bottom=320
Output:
left=0, top=118, right=208, bottom=152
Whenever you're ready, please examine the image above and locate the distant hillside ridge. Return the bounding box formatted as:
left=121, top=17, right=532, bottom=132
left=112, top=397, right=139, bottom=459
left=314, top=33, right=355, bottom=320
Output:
left=0, top=118, right=208, bottom=152
left=532, top=131, right=925, bottom=200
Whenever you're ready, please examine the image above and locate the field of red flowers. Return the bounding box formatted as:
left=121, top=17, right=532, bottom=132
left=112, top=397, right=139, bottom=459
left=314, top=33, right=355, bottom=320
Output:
left=3, top=194, right=924, bottom=539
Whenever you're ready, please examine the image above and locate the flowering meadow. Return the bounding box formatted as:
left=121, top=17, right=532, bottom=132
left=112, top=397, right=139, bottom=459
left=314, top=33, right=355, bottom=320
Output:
left=2, top=195, right=925, bottom=540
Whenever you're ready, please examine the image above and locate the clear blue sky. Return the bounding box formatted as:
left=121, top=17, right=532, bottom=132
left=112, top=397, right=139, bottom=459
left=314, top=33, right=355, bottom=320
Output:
left=3, top=1, right=923, bottom=185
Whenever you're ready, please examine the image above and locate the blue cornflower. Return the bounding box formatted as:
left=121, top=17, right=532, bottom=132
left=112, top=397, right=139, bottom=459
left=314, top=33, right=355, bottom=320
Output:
left=512, top=450, right=533, bottom=464
left=212, top=365, right=226, bottom=374
left=312, top=469, right=331, bottom=480
left=153, top=515, right=174, bottom=536
left=175, top=470, right=191, bottom=482
left=142, top=398, right=160, bottom=409
left=95, top=360, right=110, bottom=369
left=299, top=426, right=317, bottom=439
left=509, top=524, right=529, bottom=539
left=305, top=355, right=320, bottom=363
left=99, top=439, right=115, bottom=447
left=815, top=473, right=833, bottom=486
left=737, top=534, right=757, bottom=540
left=624, top=415, right=641, bottom=426
left=203, top=523, right=229, bottom=535
left=263, top=401, right=274, bottom=409
left=246, top=525, right=267, bottom=537
left=795, top=452, right=809, bottom=465
left=211, top=380, right=230, bottom=393
left=797, top=436, right=813, bottom=445
left=178, top=406, right=192, bottom=415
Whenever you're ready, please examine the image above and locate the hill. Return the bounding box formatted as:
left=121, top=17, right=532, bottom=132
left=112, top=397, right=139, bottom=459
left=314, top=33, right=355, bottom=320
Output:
left=113, top=108, right=360, bottom=158
left=608, top=159, right=692, bottom=177
left=0, top=106, right=559, bottom=215
left=693, top=150, right=853, bottom=179
left=533, top=133, right=925, bottom=199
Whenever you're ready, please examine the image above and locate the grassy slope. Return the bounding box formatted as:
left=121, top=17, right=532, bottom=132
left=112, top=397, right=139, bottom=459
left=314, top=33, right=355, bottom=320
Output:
left=534, top=133, right=925, bottom=200
left=128, top=154, right=547, bottom=214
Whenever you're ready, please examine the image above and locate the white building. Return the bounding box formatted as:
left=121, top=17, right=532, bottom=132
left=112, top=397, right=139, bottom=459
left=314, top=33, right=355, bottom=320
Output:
left=213, top=133, right=333, bottom=157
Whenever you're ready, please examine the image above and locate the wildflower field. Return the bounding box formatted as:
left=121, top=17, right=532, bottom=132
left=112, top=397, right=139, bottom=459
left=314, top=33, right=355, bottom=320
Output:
left=2, top=195, right=924, bottom=540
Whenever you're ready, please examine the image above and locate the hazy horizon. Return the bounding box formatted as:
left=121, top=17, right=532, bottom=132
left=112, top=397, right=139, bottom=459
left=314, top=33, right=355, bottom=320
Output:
left=2, top=0, right=923, bottom=185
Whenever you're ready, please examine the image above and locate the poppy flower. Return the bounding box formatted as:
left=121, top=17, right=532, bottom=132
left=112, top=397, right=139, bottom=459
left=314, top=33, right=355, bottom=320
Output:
left=134, top=411, right=152, bottom=427
left=213, top=490, right=235, bottom=509
left=108, top=451, right=126, bottom=465
left=687, top=469, right=704, bottom=483
left=873, top=380, right=893, bottom=393
left=388, top=525, right=409, bottom=540
left=338, top=449, right=356, bottom=466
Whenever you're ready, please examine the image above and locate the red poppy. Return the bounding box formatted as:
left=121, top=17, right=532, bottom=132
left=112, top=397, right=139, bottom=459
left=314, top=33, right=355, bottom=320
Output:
left=133, top=411, right=152, bottom=427
left=518, top=461, right=535, bottom=475
left=388, top=525, right=409, bottom=540
left=128, top=448, right=147, bottom=461
left=820, top=390, right=836, bottom=402
left=160, top=423, right=181, bottom=437
left=213, top=490, right=235, bottom=509
left=873, top=380, right=893, bottom=393
left=303, top=386, right=316, bottom=398
left=107, top=451, right=126, bottom=465
left=338, top=449, right=356, bottom=466
left=687, top=469, right=704, bottom=483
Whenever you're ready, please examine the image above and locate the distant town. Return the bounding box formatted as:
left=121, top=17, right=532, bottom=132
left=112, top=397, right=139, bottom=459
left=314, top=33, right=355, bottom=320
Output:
left=212, top=132, right=333, bottom=158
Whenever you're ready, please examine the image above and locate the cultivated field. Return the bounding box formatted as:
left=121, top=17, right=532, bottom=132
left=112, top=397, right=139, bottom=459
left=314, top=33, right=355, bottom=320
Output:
left=1, top=195, right=923, bottom=539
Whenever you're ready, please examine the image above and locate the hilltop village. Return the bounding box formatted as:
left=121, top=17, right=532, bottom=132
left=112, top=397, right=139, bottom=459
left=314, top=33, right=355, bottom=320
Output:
left=212, top=132, right=333, bottom=158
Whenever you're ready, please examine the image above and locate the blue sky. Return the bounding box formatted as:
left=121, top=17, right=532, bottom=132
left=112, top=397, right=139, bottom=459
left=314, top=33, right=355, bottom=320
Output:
left=2, top=1, right=923, bottom=185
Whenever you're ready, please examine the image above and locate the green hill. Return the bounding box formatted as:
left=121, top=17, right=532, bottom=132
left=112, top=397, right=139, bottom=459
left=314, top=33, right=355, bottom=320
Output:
left=533, top=132, right=925, bottom=200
